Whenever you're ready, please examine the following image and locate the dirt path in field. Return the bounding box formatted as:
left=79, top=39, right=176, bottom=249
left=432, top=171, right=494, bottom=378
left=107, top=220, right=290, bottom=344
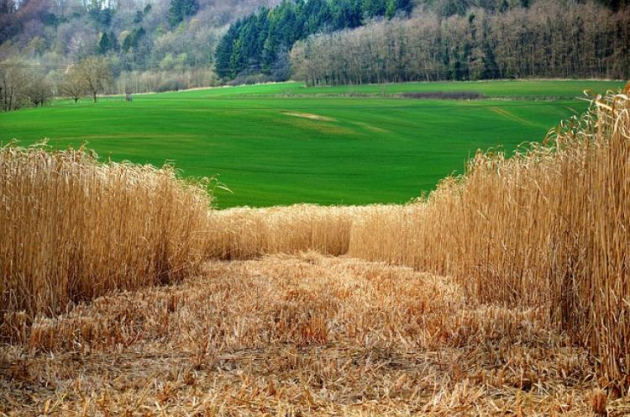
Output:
left=1, top=254, right=625, bottom=416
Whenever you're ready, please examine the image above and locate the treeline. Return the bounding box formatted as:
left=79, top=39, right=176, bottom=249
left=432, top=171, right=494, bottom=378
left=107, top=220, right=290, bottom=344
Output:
left=290, top=0, right=630, bottom=85
left=1, top=0, right=628, bottom=95
left=0, top=57, right=112, bottom=111
left=214, top=0, right=412, bottom=81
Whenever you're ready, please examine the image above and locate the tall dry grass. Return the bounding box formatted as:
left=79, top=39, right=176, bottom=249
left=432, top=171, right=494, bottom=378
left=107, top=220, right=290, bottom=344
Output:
left=348, top=86, right=630, bottom=391
left=0, top=144, right=212, bottom=327
left=205, top=205, right=368, bottom=259
left=6, top=255, right=600, bottom=415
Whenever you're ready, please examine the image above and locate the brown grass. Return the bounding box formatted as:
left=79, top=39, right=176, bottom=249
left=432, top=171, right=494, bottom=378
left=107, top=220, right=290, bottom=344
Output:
left=0, top=144, right=212, bottom=328
left=4, top=254, right=628, bottom=416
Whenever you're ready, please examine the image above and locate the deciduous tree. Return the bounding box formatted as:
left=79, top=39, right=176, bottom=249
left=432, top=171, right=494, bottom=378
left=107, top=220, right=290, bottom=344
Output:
left=0, top=61, right=28, bottom=111
left=75, top=57, right=111, bottom=102
left=60, top=68, right=86, bottom=103
left=24, top=72, right=52, bottom=106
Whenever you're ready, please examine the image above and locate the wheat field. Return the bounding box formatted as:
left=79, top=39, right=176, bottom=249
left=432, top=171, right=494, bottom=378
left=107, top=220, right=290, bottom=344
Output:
left=2, top=85, right=630, bottom=415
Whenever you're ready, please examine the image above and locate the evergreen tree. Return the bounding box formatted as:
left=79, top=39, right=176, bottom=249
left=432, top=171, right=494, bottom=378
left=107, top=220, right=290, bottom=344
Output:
left=332, top=0, right=362, bottom=30
left=133, top=10, right=143, bottom=23
left=168, top=0, right=199, bottom=27
left=215, top=22, right=240, bottom=78
left=363, top=0, right=387, bottom=19
left=122, top=27, right=145, bottom=52
left=499, top=0, right=509, bottom=13
left=98, top=32, right=110, bottom=54
left=386, top=0, right=411, bottom=19
left=109, top=31, right=119, bottom=52
left=595, top=0, right=628, bottom=10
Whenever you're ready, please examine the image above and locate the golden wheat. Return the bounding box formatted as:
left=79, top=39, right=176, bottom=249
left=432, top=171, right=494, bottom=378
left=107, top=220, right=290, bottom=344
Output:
left=1, top=255, right=608, bottom=415
left=205, top=204, right=370, bottom=259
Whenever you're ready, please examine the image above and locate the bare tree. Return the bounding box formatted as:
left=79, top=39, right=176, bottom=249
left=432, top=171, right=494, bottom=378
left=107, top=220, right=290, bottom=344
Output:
left=0, top=60, right=28, bottom=111
left=60, top=68, right=86, bottom=103
left=52, top=0, right=68, bottom=16
left=75, top=57, right=111, bottom=102
left=24, top=73, right=52, bottom=107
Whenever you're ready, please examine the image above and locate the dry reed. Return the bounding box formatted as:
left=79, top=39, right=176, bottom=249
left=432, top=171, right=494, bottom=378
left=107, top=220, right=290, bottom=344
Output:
left=0, top=143, right=212, bottom=331
left=206, top=204, right=368, bottom=259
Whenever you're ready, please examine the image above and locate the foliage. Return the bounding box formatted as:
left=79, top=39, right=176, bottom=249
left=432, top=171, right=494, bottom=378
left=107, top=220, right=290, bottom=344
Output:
left=98, top=31, right=120, bottom=54
left=59, top=68, right=86, bottom=102
left=121, top=27, right=145, bottom=53
left=23, top=73, right=52, bottom=106
left=0, top=60, right=52, bottom=111
left=74, top=56, right=111, bottom=102
left=0, top=0, right=286, bottom=93
left=0, top=0, right=627, bottom=92
left=88, top=5, right=113, bottom=27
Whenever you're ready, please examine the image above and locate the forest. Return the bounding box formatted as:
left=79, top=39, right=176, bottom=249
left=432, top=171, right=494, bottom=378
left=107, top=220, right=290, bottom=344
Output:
left=290, top=0, right=630, bottom=85
left=0, top=0, right=629, bottom=110
left=214, top=0, right=413, bottom=81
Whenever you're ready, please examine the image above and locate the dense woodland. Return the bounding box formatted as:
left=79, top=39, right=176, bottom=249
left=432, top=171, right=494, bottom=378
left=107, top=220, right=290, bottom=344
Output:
left=218, top=0, right=629, bottom=82
left=0, top=0, right=629, bottom=110
left=214, top=0, right=413, bottom=81
left=290, top=1, right=630, bottom=85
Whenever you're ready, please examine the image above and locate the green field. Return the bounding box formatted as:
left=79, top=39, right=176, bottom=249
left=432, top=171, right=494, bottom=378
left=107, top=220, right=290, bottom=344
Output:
left=0, top=80, right=624, bottom=208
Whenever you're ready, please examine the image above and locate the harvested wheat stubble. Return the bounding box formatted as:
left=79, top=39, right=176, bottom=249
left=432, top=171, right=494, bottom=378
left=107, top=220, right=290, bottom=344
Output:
left=2, top=254, right=630, bottom=416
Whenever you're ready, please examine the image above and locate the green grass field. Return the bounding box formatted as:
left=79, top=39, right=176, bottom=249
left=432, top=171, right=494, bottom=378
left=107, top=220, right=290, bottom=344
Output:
left=0, top=80, right=624, bottom=207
